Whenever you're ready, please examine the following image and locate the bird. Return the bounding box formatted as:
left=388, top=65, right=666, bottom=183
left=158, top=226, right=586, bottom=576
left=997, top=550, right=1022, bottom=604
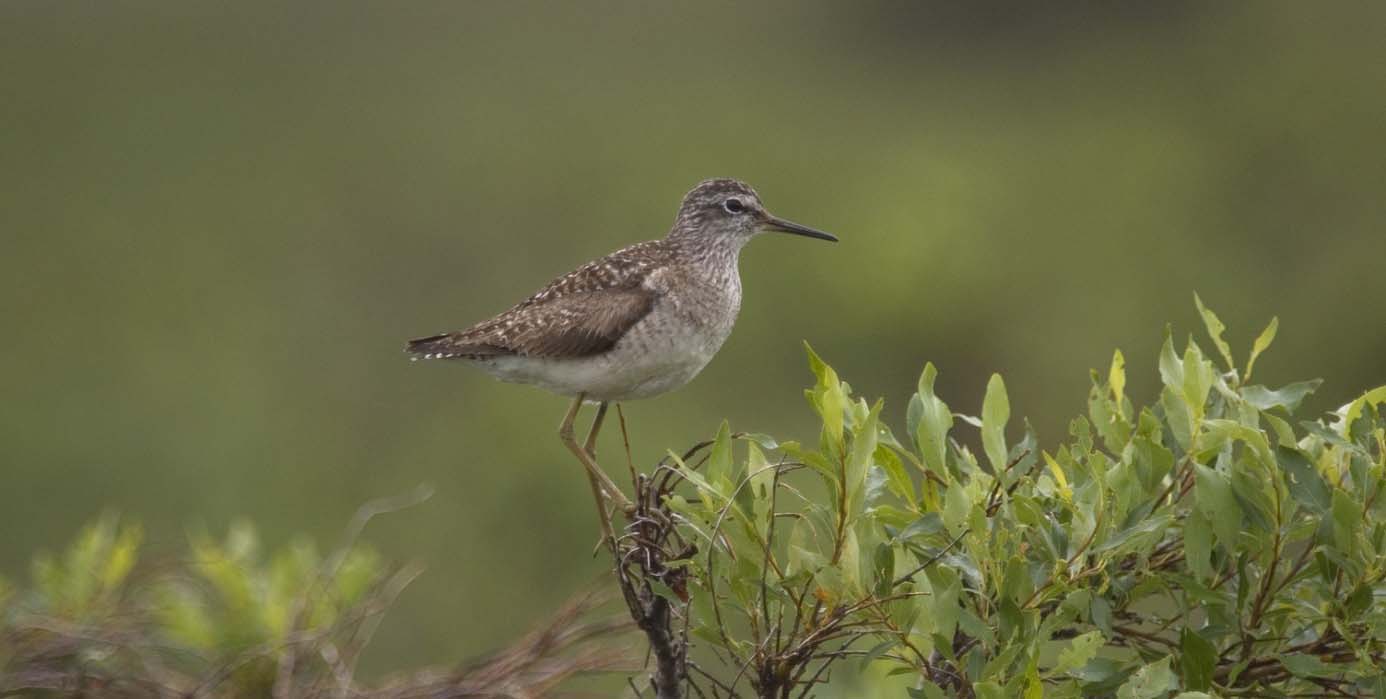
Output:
left=406, top=178, right=836, bottom=530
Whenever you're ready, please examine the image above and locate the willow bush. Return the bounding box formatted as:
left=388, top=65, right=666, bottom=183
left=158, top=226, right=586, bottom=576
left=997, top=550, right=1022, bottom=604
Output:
left=4, top=300, right=1384, bottom=699
left=0, top=489, right=631, bottom=698
left=654, top=299, right=1385, bottom=698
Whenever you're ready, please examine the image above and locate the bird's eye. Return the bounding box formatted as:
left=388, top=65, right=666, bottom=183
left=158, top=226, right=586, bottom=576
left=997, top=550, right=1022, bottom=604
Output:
left=723, top=198, right=745, bottom=214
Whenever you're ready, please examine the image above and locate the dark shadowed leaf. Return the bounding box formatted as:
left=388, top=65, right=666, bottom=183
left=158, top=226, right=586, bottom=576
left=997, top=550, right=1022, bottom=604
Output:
left=1277, top=446, right=1331, bottom=514
left=1180, top=627, right=1216, bottom=690
left=1241, top=380, right=1323, bottom=414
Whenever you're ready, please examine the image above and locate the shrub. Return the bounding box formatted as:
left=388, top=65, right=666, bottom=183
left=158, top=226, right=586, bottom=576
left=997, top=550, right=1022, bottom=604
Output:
left=618, top=299, right=1386, bottom=698
left=5, top=300, right=1384, bottom=698
left=0, top=488, right=631, bottom=698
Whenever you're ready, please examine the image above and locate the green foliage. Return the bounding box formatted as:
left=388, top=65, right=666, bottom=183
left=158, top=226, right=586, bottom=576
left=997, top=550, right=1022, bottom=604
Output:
left=156, top=521, right=388, bottom=693
left=0, top=490, right=628, bottom=697
left=668, top=300, right=1386, bottom=698
left=1, top=514, right=396, bottom=696
left=28, top=514, right=142, bottom=621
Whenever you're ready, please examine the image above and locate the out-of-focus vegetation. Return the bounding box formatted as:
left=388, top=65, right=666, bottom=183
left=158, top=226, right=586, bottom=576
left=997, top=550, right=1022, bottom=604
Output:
left=7, top=302, right=1382, bottom=698
left=645, top=301, right=1385, bottom=697
left=3, top=0, right=1385, bottom=689
left=0, top=493, right=631, bottom=697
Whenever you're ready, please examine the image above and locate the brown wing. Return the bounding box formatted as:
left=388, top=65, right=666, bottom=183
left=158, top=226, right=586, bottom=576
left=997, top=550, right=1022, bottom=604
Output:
left=408, top=241, right=667, bottom=360
left=407, top=288, right=655, bottom=359
left=512, top=287, right=658, bottom=357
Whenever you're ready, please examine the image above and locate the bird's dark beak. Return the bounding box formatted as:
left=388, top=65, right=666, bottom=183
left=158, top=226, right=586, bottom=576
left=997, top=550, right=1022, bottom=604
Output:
left=764, top=215, right=838, bottom=242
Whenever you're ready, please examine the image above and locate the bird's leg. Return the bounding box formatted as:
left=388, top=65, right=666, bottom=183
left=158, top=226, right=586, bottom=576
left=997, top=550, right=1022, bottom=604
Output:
left=616, top=404, right=637, bottom=488
left=583, top=401, right=608, bottom=458
left=582, top=402, right=630, bottom=532
left=577, top=400, right=630, bottom=509
left=558, top=395, right=634, bottom=533
left=559, top=395, right=618, bottom=543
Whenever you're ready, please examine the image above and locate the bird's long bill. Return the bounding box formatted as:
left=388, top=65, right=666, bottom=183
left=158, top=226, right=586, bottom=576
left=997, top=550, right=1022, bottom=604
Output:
left=765, top=215, right=839, bottom=242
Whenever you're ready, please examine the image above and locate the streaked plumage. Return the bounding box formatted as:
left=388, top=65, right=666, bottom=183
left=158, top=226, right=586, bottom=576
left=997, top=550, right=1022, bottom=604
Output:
left=407, top=178, right=835, bottom=401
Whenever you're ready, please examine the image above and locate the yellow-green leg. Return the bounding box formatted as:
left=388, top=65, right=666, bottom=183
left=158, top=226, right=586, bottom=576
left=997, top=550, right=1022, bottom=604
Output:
left=558, top=395, right=633, bottom=540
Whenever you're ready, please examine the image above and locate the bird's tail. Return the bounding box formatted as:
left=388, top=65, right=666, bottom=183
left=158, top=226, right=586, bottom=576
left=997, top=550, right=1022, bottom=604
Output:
left=406, top=334, right=450, bottom=359
left=405, top=333, right=505, bottom=361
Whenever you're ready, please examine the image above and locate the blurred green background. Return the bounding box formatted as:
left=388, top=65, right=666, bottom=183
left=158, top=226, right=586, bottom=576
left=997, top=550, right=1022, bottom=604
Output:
left=3, top=0, right=1384, bottom=684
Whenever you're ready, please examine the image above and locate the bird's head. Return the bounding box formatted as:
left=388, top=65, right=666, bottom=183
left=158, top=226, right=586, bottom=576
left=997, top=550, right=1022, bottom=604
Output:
left=668, top=178, right=838, bottom=246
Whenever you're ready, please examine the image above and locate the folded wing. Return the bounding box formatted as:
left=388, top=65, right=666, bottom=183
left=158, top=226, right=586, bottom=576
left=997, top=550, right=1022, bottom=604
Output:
left=407, top=286, right=657, bottom=360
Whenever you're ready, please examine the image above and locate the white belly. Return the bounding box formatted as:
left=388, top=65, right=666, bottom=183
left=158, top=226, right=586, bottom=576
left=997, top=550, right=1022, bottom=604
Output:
left=472, top=299, right=736, bottom=401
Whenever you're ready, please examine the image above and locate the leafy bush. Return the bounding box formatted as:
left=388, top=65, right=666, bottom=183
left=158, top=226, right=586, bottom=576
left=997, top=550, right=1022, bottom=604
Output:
left=623, top=299, right=1386, bottom=698
left=0, top=489, right=631, bottom=698
left=5, top=300, right=1384, bottom=699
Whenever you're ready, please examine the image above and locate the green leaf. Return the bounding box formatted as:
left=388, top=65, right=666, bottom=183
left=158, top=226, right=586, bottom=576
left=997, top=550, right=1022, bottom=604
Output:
left=1130, top=434, right=1175, bottom=491
left=1194, top=464, right=1242, bottom=552
left=1241, top=380, right=1323, bottom=414
left=973, top=682, right=1005, bottom=699
left=1092, top=513, right=1174, bottom=555
left=1090, top=596, right=1113, bottom=636
left=1281, top=653, right=1351, bottom=678
left=706, top=420, right=733, bottom=487
left=787, top=536, right=825, bottom=577
left=915, top=363, right=954, bottom=477
left=738, top=432, right=780, bottom=450
left=1231, top=466, right=1274, bottom=536
left=1182, top=342, right=1214, bottom=423
left=1277, top=446, right=1331, bottom=514
left=1345, top=582, right=1373, bottom=616
left=1331, top=489, right=1362, bottom=553
left=1117, top=656, right=1176, bottom=699
left=1184, top=508, right=1216, bottom=580
left=876, top=446, right=917, bottom=507
left=925, top=567, right=961, bottom=642
left=1203, top=419, right=1273, bottom=466
left=1023, top=662, right=1045, bottom=699
left=871, top=542, right=894, bottom=597
left=1245, top=315, right=1278, bottom=382
left=646, top=578, right=684, bottom=605
left=1263, top=413, right=1297, bottom=446
left=942, top=481, right=972, bottom=537
left=1050, top=630, right=1105, bottom=677
left=859, top=640, right=897, bottom=670
left=982, top=373, right=1011, bottom=472
left=1194, top=293, right=1235, bottom=373
left=1110, top=349, right=1127, bottom=407
left=804, top=342, right=846, bottom=446
left=909, top=682, right=948, bottom=699
left=1338, top=385, right=1386, bottom=436
left=837, top=526, right=862, bottom=596
left=743, top=442, right=775, bottom=531
left=1000, top=555, right=1032, bottom=605
left=846, top=400, right=882, bottom=515
left=1162, top=387, right=1195, bottom=452
left=1180, top=627, right=1216, bottom=691
left=1159, top=326, right=1183, bottom=390
left=957, top=606, right=995, bottom=648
